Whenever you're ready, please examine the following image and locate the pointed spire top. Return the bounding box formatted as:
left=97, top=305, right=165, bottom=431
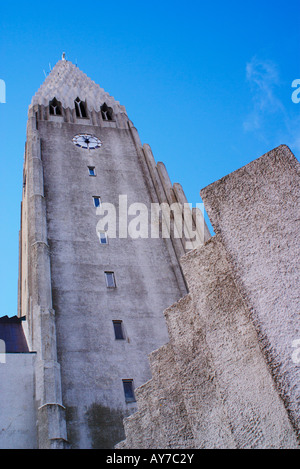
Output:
left=30, top=58, right=127, bottom=116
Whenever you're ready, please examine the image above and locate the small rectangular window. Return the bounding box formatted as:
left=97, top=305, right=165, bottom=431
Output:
left=122, top=379, right=136, bottom=403
left=98, top=231, right=108, bottom=245
left=93, top=196, right=101, bottom=208
left=88, top=166, right=96, bottom=176
left=113, top=320, right=125, bottom=340
left=105, top=271, right=116, bottom=288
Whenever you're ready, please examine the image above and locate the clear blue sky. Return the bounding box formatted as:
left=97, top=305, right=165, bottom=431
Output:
left=0, top=0, right=299, bottom=317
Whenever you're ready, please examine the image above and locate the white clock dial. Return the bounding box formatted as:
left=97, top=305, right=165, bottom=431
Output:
left=72, top=134, right=102, bottom=150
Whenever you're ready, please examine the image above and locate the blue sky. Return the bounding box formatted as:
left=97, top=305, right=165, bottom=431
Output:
left=0, top=0, right=299, bottom=316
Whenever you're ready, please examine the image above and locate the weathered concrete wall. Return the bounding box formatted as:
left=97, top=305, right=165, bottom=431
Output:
left=118, top=235, right=299, bottom=448
left=0, top=353, right=37, bottom=449
left=118, top=342, right=195, bottom=449
left=118, top=145, right=300, bottom=449
left=37, top=116, right=188, bottom=448
left=201, top=145, right=300, bottom=437
left=21, top=113, right=68, bottom=449
left=179, top=237, right=298, bottom=448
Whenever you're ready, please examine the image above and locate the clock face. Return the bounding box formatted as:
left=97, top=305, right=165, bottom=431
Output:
left=72, top=134, right=102, bottom=150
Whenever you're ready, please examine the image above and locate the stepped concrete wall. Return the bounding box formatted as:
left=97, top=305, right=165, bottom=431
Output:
left=201, top=145, right=300, bottom=435
left=117, top=145, right=300, bottom=449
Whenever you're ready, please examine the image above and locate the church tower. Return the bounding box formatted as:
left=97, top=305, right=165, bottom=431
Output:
left=18, top=56, right=210, bottom=448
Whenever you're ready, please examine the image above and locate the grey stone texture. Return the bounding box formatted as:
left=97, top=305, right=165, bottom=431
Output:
left=31, top=59, right=126, bottom=115
left=118, top=145, right=300, bottom=449
left=0, top=353, right=37, bottom=449
left=201, top=145, right=300, bottom=436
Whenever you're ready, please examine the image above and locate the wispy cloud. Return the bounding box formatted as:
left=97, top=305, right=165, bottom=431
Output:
left=244, top=57, right=284, bottom=132
left=243, top=56, right=300, bottom=153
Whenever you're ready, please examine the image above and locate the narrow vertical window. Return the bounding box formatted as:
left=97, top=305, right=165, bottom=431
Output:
left=49, top=97, right=62, bottom=116
left=98, top=231, right=108, bottom=245
left=101, top=103, right=113, bottom=121
left=75, top=97, right=87, bottom=118
left=93, top=196, right=101, bottom=208
left=88, top=166, right=96, bottom=176
left=113, top=320, right=125, bottom=340
left=105, top=271, right=116, bottom=288
left=122, top=380, right=136, bottom=403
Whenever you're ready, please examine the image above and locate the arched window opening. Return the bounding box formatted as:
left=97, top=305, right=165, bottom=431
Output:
left=101, top=103, right=113, bottom=121
left=49, top=97, right=62, bottom=116
left=75, top=97, right=87, bottom=118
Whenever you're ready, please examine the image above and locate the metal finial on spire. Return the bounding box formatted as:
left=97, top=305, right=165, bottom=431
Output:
left=62, top=52, right=66, bottom=61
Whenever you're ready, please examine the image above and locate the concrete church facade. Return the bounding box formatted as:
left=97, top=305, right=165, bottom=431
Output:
left=0, top=58, right=299, bottom=449
left=0, top=58, right=209, bottom=449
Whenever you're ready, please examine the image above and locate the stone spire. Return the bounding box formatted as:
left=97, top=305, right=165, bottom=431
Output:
left=30, top=58, right=126, bottom=114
